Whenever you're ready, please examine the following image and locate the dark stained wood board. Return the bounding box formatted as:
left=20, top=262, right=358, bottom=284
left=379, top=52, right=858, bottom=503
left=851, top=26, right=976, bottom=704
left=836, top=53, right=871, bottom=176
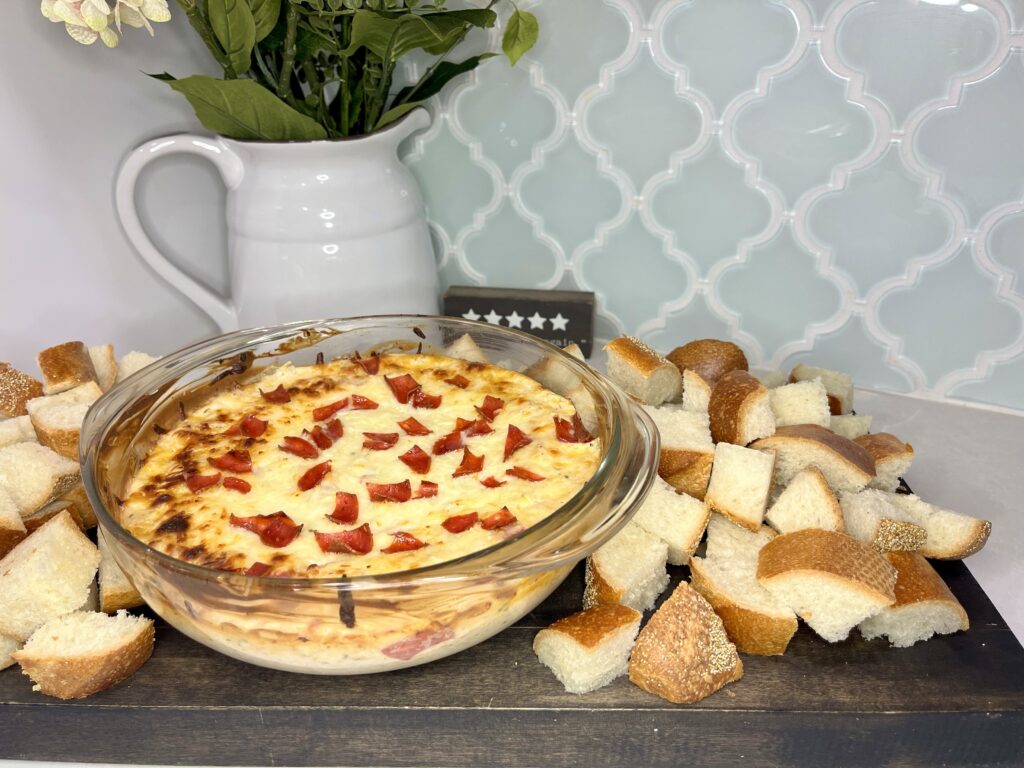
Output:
left=1, top=559, right=1022, bottom=768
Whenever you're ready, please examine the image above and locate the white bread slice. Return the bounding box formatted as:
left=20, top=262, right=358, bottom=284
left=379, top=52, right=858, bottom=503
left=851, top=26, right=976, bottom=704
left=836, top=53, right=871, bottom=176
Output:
left=98, top=529, right=144, bottom=613
left=0, top=486, right=28, bottom=558
left=858, top=551, right=969, bottom=647
left=829, top=414, right=872, bottom=440
left=666, top=339, right=748, bottom=386
left=681, top=369, right=711, bottom=413
left=704, top=442, right=775, bottom=532
left=533, top=604, right=642, bottom=694
left=0, top=415, right=37, bottom=449
left=0, top=633, right=20, bottom=671
left=757, top=370, right=789, bottom=389
left=750, top=424, right=875, bottom=493
left=689, top=514, right=798, bottom=655
left=629, top=581, right=743, bottom=703
left=839, top=489, right=927, bottom=552
left=605, top=337, right=682, bottom=405
left=0, top=442, right=81, bottom=515
left=630, top=477, right=711, bottom=565
left=0, top=511, right=101, bottom=641
left=768, top=379, right=831, bottom=428
left=709, top=370, right=776, bottom=445
left=88, top=344, right=117, bottom=392
left=0, top=363, right=44, bottom=418
left=645, top=406, right=715, bottom=500
left=37, top=341, right=99, bottom=395
left=757, top=528, right=897, bottom=642
left=855, top=433, right=914, bottom=492
left=443, top=334, right=488, bottom=365
left=583, top=521, right=669, bottom=612
left=883, top=492, right=991, bottom=560
left=26, top=382, right=103, bottom=460
left=765, top=467, right=843, bottom=534
left=116, top=351, right=158, bottom=383
left=12, top=610, right=155, bottom=699
left=789, top=363, right=853, bottom=415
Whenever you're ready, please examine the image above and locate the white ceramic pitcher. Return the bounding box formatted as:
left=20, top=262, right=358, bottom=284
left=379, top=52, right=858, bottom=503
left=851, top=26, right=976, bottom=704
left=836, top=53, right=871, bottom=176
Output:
left=114, top=109, right=439, bottom=331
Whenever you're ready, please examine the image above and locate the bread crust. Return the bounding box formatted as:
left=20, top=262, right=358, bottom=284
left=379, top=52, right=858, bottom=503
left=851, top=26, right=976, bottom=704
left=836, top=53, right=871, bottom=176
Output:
left=922, top=518, right=992, bottom=560
left=751, top=424, right=875, bottom=490
left=540, top=604, right=641, bottom=649
left=658, top=448, right=714, bottom=499
left=582, top=557, right=621, bottom=608
left=605, top=337, right=682, bottom=404
left=854, top=432, right=913, bottom=464
left=60, top=483, right=96, bottom=529
left=709, top=370, right=770, bottom=445
left=0, top=364, right=44, bottom=419
left=885, top=552, right=966, bottom=618
left=666, top=340, right=748, bottom=386
left=37, top=342, right=99, bottom=395
left=0, top=527, right=27, bottom=559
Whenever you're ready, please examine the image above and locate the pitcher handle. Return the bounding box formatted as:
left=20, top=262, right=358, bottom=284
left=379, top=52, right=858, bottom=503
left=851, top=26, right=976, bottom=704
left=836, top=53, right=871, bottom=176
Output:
left=115, top=134, right=244, bottom=331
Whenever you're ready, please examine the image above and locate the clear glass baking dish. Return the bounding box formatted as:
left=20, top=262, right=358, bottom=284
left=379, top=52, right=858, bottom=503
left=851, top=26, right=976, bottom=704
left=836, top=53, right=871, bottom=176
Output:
left=80, top=316, right=658, bottom=674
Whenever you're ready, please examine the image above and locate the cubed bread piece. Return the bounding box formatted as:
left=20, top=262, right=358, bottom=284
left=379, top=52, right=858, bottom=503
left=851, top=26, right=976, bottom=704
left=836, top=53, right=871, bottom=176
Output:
left=839, top=489, right=926, bottom=552
left=0, top=487, right=28, bottom=558
left=629, top=581, right=743, bottom=704
left=645, top=407, right=715, bottom=499
left=704, top=442, right=775, bottom=532
left=858, top=552, right=969, bottom=647
left=21, top=500, right=75, bottom=533
left=709, top=370, right=776, bottom=446
left=855, top=433, right=914, bottom=492
left=0, top=443, right=81, bottom=515
left=524, top=346, right=588, bottom=396
left=116, top=351, right=158, bottom=383
left=681, top=369, right=712, bottom=413
left=750, top=424, right=875, bottom=494
left=37, top=342, right=99, bottom=395
left=88, top=345, right=117, bottom=392
left=61, top=482, right=97, bottom=529
left=789, top=363, right=853, bottom=415
left=0, top=511, right=101, bottom=641
left=533, top=604, right=642, bottom=694
left=689, top=514, right=798, bottom=655
left=98, top=529, right=144, bottom=613
left=12, top=610, right=154, bottom=700
left=883, top=492, right=991, bottom=560
left=768, top=379, right=830, bottom=428
left=630, top=477, right=711, bottom=565
left=666, top=339, right=748, bottom=386
left=26, top=382, right=103, bottom=460
left=757, top=370, right=789, bottom=389
left=757, top=528, right=897, bottom=642
left=0, top=363, right=44, bottom=418
left=605, top=337, right=682, bottom=405
left=583, top=522, right=670, bottom=612
left=0, top=415, right=37, bottom=449
left=765, top=467, right=843, bottom=534
left=0, top=633, right=20, bottom=671
left=829, top=414, right=872, bottom=440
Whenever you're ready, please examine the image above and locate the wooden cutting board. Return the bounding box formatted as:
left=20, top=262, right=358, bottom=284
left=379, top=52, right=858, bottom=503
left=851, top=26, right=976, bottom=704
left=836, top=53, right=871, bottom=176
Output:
left=1, top=558, right=1022, bottom=767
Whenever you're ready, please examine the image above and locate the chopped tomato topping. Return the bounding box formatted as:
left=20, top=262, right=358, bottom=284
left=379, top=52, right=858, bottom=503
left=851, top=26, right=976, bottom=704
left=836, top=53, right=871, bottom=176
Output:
left=209, top=449, right=253, bottom=473
left=350, top=394, right=378, bottom=410
left=453, top=448, right=484, bottom=478
left=279, top=436, right=319, bottom=460
left=503, top=425, right=531, bottom=461
left=329, top=491, right=359, bottom=524
left=480, top=476, right=506, bottom=488
left=381, top=531, right=427, bottom=554
left=244, top=562, right=272, bottom=576
left=355, top=355, right=380, bottom=375
left=230, top=511, right=302, bottom=548
left=414, top=480, right=438, bottom=498
left=309, top=425, right=333, bottom=450
left=455, top=417, right=492, bottom=437
left=362, top=432, right=399, bottom=450
left=410, top=389, right=442, bottom=409
left=432, top=430, right=464, bottom=455
left=312, top=398, right=349, bottom=422
left=476, top=395, right=505, bottom=422
left=442, top=512, right=478, bottom=533
left=240, top=414, right=268, bottom=438
left=399, top=445, right=431, bottom=474
left=314, top=523, right=373, bottom=554
left=385, top=374, right=420, bottom=404
left=507, top=466, right=545, bottom=482
left=325, top=418, right=344, bottom=440
left=260, top=384, right=290, bottom=403
left=481, top=507, right=517, bottom=530
left=554, top=413, right=595, bottom=444
left=298, top=461, right=331, bottom=491
left=398, top=417, right=432, bottom=436
left=445, top=375, right=470, bottom=389
left=223, top=476, right=251, bottom=494
left=186, top=473, right=221, bottom=493
left=366, top=479, right=412, bottom=503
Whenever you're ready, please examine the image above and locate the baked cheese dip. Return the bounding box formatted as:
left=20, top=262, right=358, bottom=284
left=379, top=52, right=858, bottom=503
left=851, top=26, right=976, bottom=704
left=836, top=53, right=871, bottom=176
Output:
left=121, top=353, right=600, bottom=578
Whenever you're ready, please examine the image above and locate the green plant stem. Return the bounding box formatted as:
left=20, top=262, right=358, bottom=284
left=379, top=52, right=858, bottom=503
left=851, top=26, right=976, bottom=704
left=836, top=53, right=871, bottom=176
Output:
left=252, top=45, right=278, bottom=93
left=175, top=0, right=236, bottom=79
left=276, top=1, right=299, bottom=99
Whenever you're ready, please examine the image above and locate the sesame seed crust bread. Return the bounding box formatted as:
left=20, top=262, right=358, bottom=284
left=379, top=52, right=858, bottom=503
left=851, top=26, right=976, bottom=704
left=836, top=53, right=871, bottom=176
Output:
left=665, top=339, right=749, bottom=386
left=839, top=489, right=927, bottom=552
left=628, top=581, right=743, bottom=704
left=583, top=522, right=670, bottom=612
left=855, top=432, right=914, bottom=492
left=0, top=363, right=44, bottom=419
left=708, top=370, right=776, bottom=446
left=37, top=342, right=99, bottom=396
left=605, top=337, right=682, bottom=406
left=764, top=467, right=844, bottom=535
left=26, top=382, right=103, bottom=461
left=750, top=424, right=875, bottom=494
left=883, top=492, right=991, bottom=560
left=0, top=443, right=81, bottom=516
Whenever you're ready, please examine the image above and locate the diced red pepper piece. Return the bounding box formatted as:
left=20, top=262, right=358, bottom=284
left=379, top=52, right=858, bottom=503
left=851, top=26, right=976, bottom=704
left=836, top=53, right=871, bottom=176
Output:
left=554, top=413, right=595, bottom=444
left=260, top=384, right=290, bottom=403
left=309, top=425, right=333, bottom=450
left=329, top=491, right=359, bottom=524
left=229, top=511, right=303, bottom=548
left=325, top=418, right=344, bottom=440
left=382, top=624, right=455, bottom=661
left=398, top=417, right=432, bottom=436
left=507, top=466, right=545, bottom=482
left=244, top=562, right=272, bottom=576
left=503, top=425, right=531, bottom=461
left=480, top=476, right=506, bottom=488
left=385, top=374, right=420, bottom=404
left=366, top=479, right=412, bottom=503
left=314, top=523, right=373, bottom=554
left=313, top=398, right=349, bottom=422
left=476, top=395, right=505, bottom=422
left=355, top=355, right=380, bottom=375
left=399, top=445, right=431, bottom=474
left=362, top=432, right=399, bottom=450
left=481, top=507, right=517, bottom=530
left=381, top=531, right=428, bottom=554
left=442, top=512, right=479, bottom=533
left=298, top=461, right=331, bottom=491
left=209, top=449, right=253, bottom=473
left=186, top=472, right=221, bottom=493
left=410, top=389, right=442, bottom=409
left=279, top=436, right=319, bottom=459
left=432, top=430, right=464, bottom=455
left=414, top=480, right=438, bottom=499
left=452, top=448, right=484, bottom=478
left=240, top=414, right=268, bottom=438
left=223, top=476, right=251, bottom=494
left=445, top=375, right=470, bottom=389
left=350, top=394, right=378, bottom=410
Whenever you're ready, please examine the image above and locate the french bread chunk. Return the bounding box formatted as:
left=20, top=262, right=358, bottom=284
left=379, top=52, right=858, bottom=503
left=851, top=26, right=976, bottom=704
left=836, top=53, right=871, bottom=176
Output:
left=0, top=363, right=44, bottom=418
left=0, top=511, right=101, bottom=641
left=757, top=528, right=897, bottom=642
left=858, top=551, right=969, bottom=647
left=0, top=442, right=81, bottom=515
left=12, top=610, right=155, bottom=700
left=855, top=432, right=914, bottom=492
left=666, top=339, right=748, bottom=386
left=98, top=529, right=144, bottom=613
left=630, top=477, right=711, bottom=565
left=789, top=363, right=853, bottom=415
left=37, top=342, right=99, bottom=395
left=0, top=415, right=37, bottom=449
left=21, top=500, right=75, bottom=533
left=757, top=370, right=789, bottom=389
left=523, top=346, right=586, bottom=396
left=26, top=382, right=103, bottom=460
left=828, top=414, right=872, bottom=440
left=583, top=522, right=670, bottom=612
left=709, top=369, right=776, bottom=446
left=681, top=369, right=712, bottom=413
left=0, top=633, right=20, bottom=671
left=765, top=467, right=844, bottom=534
left=768, top=379, right=831, bottom=428
left=629, top=581, right=743, bottom=704
left=88, top=344, right=117, bottom=392
left=443, top=334, right=489, bottom=365
left=116, top=351, right=158, bottom=383
left=533, top=604, right=642, bottom=694
left=704, top=442, right=775, bottom=532
left=605, top=336, right=682, bottom=405
left=645, top=406, right=715, bottom=499
left=882, top=492, right=991, bottom=560
left=61, top=482, right=97, bottom=530
left=689, top=514, right=798, bottom=655
left=0, top=487, right=28, bottom=558
left=750, top=424, right=875, bottom=494
left=839, top=489, right=927, bottom=552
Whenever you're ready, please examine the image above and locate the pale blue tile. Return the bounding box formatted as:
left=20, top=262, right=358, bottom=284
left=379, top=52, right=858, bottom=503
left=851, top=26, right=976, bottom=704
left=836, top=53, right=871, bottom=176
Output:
left=645, top=293, right=735, bottom=353
left=462, top=201, right=559, bottom=288
left=951, top=354, right=1024, bottom=411
left=987, top=210, right=1024, bottom=286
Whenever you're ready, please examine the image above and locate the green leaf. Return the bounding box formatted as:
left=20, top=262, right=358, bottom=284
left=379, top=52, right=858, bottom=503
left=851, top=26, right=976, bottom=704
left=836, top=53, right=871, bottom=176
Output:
left=157, top=75, right=328, bottom=141
left=375, top=102, right=424, bottom=130
left=249, top=0, right=281, bottom=43
left=424, top=9, right=496, bottom=28
left=343, top=10, right=490, bottom=61
left=502, top=9, right=538, bottom=66
left=392, top=53, right=495, bottom=106
left=208, top=0, right=257, bottom=75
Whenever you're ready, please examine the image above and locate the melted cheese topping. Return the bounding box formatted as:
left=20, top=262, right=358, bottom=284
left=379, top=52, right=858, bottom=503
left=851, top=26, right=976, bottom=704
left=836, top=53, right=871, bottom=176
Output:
left=122, top=354, right=601, bottom=577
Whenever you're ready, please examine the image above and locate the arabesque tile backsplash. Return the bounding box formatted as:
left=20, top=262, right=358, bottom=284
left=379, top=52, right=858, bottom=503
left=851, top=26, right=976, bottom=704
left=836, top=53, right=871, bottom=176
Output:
left=401, top=0, right=1024, bottom=412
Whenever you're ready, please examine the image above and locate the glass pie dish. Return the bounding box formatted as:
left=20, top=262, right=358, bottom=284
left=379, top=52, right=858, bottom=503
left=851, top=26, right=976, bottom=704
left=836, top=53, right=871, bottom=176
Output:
left=80, top=316, right=658, bottom=674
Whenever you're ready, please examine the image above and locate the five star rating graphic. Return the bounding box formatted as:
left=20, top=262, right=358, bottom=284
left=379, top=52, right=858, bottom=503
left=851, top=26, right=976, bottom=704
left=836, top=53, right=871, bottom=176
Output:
left=462, top=309, right=569, bottom=331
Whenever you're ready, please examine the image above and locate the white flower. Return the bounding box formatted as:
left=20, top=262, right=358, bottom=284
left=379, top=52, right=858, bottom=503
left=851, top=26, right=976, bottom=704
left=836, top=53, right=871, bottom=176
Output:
left=40, top=0, right=170, bottom=47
